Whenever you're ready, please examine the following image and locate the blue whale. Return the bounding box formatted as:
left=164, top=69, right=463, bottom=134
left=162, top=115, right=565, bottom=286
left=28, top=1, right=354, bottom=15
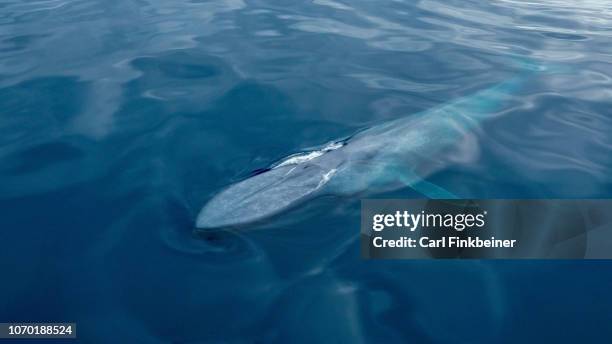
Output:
left=196, top=63, right=550, bottom=229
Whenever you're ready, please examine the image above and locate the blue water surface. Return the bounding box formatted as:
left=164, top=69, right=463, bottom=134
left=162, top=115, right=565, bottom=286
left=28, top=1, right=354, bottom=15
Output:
left=1, top=0, right=612, bottom=342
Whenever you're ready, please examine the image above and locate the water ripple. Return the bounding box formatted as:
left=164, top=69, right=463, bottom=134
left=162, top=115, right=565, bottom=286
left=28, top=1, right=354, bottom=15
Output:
left=2, top=0, right=612, bottom=341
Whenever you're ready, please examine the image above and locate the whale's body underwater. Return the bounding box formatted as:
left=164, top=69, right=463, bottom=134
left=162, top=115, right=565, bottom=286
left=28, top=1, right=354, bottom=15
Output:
left=196, top=65, right=544, bottom=229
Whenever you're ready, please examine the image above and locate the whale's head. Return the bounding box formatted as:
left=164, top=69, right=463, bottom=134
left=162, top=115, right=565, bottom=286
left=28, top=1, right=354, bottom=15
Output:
left=196, top=143, right=345, bottom=229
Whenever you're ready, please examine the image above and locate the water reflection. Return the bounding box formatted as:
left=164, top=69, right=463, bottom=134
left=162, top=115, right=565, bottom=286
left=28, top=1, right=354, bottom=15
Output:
left=1, top=0, right=611, bottom=342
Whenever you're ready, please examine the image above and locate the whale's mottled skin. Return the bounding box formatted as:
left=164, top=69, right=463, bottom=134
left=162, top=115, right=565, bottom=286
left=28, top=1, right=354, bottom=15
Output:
left=196, top=65, right=543, bottom=229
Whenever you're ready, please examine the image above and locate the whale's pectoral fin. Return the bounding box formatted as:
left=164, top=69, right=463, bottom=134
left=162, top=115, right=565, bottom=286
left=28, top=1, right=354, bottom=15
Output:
left=409, top=178, right=459, bottom=199
left=397, top=169, right=459, bottom=199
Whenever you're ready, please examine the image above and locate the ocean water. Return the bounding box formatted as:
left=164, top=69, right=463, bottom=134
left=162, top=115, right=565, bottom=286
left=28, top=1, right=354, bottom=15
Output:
left=1, top=0, right=612, bottom=342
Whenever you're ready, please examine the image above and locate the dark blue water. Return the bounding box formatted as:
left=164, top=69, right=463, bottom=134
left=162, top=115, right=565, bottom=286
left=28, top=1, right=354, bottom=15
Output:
left=1, top=0, right=612, bottom=342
